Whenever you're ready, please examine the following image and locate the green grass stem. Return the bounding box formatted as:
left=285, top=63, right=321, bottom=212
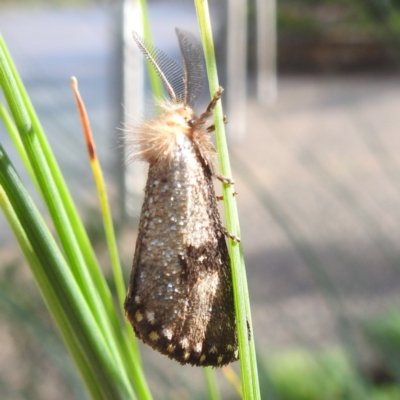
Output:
left=0, top=32, right=152, bottom=400
left=0, top=145, right=134, bottom=399
left=194, top=1, right=260, bottom=398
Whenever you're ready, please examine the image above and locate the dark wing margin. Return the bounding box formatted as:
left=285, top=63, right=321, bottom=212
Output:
left=175, top=28, right=204, bottom=108
left=132, top=31, right=184, bottom=101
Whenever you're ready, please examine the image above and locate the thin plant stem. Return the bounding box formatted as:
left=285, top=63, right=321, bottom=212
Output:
left=194, top=1, right=260, bottom=398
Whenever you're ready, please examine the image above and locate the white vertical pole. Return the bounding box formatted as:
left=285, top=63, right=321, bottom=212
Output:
left=256, top=0, right=277, bottom=105
left=226, top=0, right=247, bottom=141
left=121, top=0, right=147, bottom=217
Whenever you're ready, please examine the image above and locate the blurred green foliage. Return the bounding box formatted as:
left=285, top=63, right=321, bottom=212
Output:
left=261, top=346, right=400, bottom=400
left=0, top=261, right=88, bottom=400
left=365, top=310, right=400, bottom=383
left=278, top=0, right=400, bottom=36
left=265, top=349, right=353, bottom=400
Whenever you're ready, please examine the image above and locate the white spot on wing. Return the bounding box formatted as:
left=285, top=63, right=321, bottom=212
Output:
left=180, top=338, right=189, bottom=349
left=194, top=342, right=202, bottom=353
left=162, top=328, right=173, bottom=340
left=146, top=311, right=155, bottom=324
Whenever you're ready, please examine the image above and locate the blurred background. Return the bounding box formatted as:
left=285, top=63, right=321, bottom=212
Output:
left=1, top=0, right=400, bottom=399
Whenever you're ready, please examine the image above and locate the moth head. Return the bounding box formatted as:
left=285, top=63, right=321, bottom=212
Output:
left=128, top=99, right=214, bottom=166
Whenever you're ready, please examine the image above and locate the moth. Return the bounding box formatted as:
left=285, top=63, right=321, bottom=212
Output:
left=124, top=28, right=238, bottom=367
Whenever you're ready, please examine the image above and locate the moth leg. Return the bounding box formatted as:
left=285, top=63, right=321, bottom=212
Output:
left=206, top=87, right=224, bottom=113
left=216, top=192, right=237, bottom=201
left=215, top=173, right=234, bottom=185
left=197, top=87, right=224, bottom=126
left=207, top=115, right=228, bottom=133
left=222, top=227, right=241, bottom=243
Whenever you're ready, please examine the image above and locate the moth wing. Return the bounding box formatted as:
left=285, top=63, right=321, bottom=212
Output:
left=173, top=235, right=238, bottom=366
left=125, top=142, right=237, bottom=366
